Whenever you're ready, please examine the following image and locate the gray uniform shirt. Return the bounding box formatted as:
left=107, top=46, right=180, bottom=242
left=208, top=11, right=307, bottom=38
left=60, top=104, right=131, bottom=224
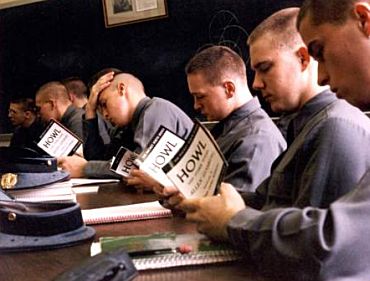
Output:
left=60, top=104, right=84, bottom=140
left=84, top=97, right=193, bottom=178
left=227, top=92, right=370, bottom=280
left=212, top=97, right=286, bottom=193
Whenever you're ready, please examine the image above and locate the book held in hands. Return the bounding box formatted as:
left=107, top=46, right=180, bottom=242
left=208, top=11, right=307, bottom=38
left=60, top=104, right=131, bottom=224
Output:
left=37, top=119, right=82, bottom=157
left=110, top=121, right=227, bottom=199
left=110, top=147, right=139, bottom=177
left=163, top=121, right=227, bottom=198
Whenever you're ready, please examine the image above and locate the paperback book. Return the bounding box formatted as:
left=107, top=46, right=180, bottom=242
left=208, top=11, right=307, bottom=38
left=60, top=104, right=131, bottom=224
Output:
left=163, top=121, right=227, bottom=198
left=37, top=119, right=82, bottom=157
left=134, top=126, right=186, bottom=187
left=110, top=121, right=227, bottom=199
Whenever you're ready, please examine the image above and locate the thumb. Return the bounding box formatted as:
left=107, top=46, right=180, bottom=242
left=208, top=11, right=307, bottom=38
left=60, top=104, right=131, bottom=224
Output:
left=219, top=183, right=239, bottom=197
left=57, top=157, right=65, bottom=165
left=220, top=183, right=245, bottom=209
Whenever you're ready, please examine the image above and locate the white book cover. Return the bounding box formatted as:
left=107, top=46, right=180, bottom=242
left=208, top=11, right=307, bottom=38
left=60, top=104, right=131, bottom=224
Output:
left=37, top=119, right=82, bottom=157
left=110, top=147, right=139, bottom=177
left=163, top=121, right=227, bottom=199
left=135, top=126, right=185, bottom=187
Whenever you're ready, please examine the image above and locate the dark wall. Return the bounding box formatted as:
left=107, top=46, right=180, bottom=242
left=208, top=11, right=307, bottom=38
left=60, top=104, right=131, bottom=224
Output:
left=0, top=0, right=303, bottom=133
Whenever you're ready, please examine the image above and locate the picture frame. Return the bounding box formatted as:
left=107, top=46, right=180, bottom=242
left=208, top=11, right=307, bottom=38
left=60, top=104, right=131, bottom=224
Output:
left=102, top=0, right=168, bottom=28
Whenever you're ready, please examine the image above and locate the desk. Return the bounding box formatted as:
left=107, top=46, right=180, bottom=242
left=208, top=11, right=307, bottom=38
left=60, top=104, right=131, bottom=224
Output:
left=0, top=182, right=272, bottom=281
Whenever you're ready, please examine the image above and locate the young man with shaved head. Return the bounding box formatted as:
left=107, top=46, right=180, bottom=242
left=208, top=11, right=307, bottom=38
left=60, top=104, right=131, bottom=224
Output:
left=58, top=72, right=193, bottom=180
left=166, top=3, right=370, bottom=280
left=35, top=81, right=85, bottom=139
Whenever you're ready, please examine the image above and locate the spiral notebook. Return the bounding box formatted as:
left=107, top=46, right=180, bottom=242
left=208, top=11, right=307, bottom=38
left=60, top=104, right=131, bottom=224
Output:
left=91, top=232, right=242, bottom=270
left=82, top=201, right=172, bottom=225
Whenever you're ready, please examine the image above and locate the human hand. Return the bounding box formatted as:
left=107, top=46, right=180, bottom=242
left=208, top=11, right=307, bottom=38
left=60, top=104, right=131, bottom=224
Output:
left=126, top=169, right=161, bottom=193
left=85, top=71, right=115, bottom=119
left=152, top=183, right=184, bottom=210
left=57, top=155, right=88, bottom=178
left=179, top=183, right=246, bottom=241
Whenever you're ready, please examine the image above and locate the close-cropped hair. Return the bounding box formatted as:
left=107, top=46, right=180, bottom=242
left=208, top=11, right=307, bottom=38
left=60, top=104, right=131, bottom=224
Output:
left=10, top=98, right=37, bottom=113
left=112, top=73, right=145, bottom=92
left=297, top=0, right=362, bottom=28
left=185, top=45, right=247, bottom=86
left=88, top=67, right=123, bottom=90
left=61, top=77, right=88, bottom=99
left=37, top=81, right=70, bottom=103
left=248, top=7, right=302, bottom=49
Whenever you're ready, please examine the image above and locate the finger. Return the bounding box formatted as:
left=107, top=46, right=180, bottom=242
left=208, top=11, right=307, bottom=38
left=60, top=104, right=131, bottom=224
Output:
left=179, top=198, right=201, bottom=213
left=126, top=177, right=139, bottom=186
left=57, top=157, right=65, bottom=165
left=129, top=169, right=141, bottom=177
left=168, top=194, right=183, bottom=206
left=153, top=184, right=164, bottom=196
left=186, top=211, right=204, bottom=223
left=163, top=185, right=178, bottom=196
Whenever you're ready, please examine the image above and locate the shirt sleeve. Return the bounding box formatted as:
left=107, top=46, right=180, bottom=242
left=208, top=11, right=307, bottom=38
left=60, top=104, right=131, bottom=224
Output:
left=294, top=117, right=370, bottom=208
left=132, top=100, right=192, bottom=153
left=228, top=169, right=370, bottom=280
left=225, top=131, right=285, bottom=194
left=84, top=160, right=121, bottom=179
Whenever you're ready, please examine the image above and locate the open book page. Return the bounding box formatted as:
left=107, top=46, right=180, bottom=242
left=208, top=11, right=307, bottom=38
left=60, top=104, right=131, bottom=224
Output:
left=135, top=126, right=186, bottom=187
left=91, top=232, right=241, bottom=270
left=82, top=201, right=172, bottom=225
left=163, top=121, right=227, bottom=198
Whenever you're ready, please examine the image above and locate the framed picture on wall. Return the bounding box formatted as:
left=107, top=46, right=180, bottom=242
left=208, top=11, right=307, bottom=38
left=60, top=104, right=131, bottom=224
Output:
left=103, top=0, right=168, bottom=28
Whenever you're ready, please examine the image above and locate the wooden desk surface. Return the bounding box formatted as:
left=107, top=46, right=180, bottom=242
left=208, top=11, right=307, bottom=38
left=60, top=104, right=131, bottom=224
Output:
left=0, top=183, right=272, bottom=281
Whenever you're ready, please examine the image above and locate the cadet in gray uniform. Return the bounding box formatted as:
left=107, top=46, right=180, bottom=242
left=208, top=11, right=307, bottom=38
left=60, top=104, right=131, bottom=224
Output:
left=35, top=81, right=84, bottom=139
left=185, top=45, right=286, bottom=193
left=177, top=4, right=370, bottom=280
left=58, top=72, right=193, bottom=179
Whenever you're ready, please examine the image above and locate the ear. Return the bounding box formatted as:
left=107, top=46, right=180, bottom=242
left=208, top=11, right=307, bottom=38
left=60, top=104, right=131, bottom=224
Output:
left=223, top=81, right=235, bottom=98
left=354, top=2, right=370, bottom=37
left=68, top=92, right=75, bottom=102
left=49, top=99, right=56, bottom=110
left=296, top=46, right=310, bottom=71
left=24, top=110, right=32, bottom=119
left=117, top=82, right=126, bottom=96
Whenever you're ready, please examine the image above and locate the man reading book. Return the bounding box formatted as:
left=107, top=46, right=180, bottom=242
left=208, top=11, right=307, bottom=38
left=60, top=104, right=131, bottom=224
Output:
left=183, top=45, right=286, bottom=193
left=58, top=72, right=193, bottom=180
left=164, top=4, right=370, bottom=280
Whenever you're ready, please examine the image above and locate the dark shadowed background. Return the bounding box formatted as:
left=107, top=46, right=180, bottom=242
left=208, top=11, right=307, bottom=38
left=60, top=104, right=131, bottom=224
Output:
left=0, top=0, right=303, bottom=133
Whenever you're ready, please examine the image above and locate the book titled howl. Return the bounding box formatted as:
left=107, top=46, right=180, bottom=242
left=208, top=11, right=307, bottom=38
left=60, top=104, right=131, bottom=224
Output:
left=135, top=126, right=186, bottom=186
left=37, top=119, right=82, bottom=157
left=163, top=121, right=227, bottom=198
left=110, top=147, right=139, bottom=178
left=110, top=127, right=185, bottom=183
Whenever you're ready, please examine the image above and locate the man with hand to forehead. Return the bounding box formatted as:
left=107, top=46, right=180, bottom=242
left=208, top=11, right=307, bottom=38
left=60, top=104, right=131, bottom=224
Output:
left=172, top=3, right=370, bottom=280
left=58, top=72, right=193, bottom=180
